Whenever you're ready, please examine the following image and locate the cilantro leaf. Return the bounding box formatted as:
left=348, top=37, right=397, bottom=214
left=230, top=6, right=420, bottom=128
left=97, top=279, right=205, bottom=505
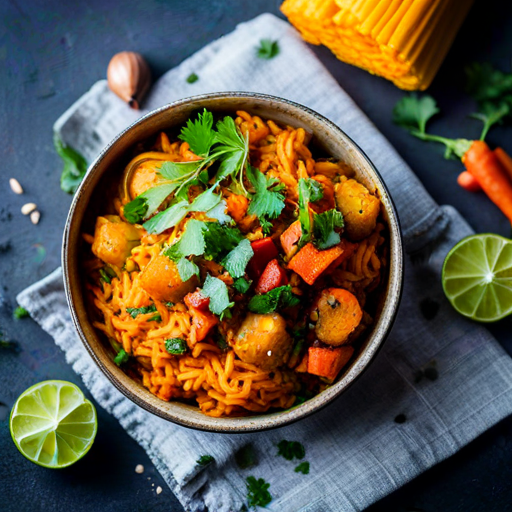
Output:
left=294, top=461, right=310, bottom=474
left=222, top=239, right=254, bottom=279
left=470, top=101, right=510, bottom=140
left=55, top=134, right=88, bottom=194
left=158, top=160, right=202, bottom=181
left=465, top=62, right=512, bottom=103
left=114, top=349, right=129, bottom=366
left=123, top=196, right=148, bottom=224
left=235, top=444, right=257, bottom=470
left=313, top=209, right=344, bottom=250
left=298, top=178, right=313, bottom=247
left=197, top=454, right=215, bottom=466
left=186, top=73, right=199, bottom=84
left=256, top=39, right=279, bottom=60
left=203, top=223, right=244, bottom=260
left=248, top=285, right=300, bottom=314
left=164, top=219, right=207, bottom=261
left=277, top=440, right=305, bottom=460
left=178, top=109, right=216, bottom=156
left=233, top=277, right=252, bottom=294
left=247, top=166, right=286, bottom=220
left=13, top=306, right=29, bottom=320
left=202, top=275, right=233, bottom=316
left=177, top=257, right=200, bottom=282
left=303, top=178, right=323, bottom=202
left=143, top=200, right=190, bottom=234
left=190, top=188, right=222, bottom=212
left=165, top=338, right=187, bottom=355
left=126, top=304, right=161, bottom=322
left=246, top=476, right=272, bottom=508
left=206, top=200, right=232, bottom=224
left=392, top=94, right=439, bottom=135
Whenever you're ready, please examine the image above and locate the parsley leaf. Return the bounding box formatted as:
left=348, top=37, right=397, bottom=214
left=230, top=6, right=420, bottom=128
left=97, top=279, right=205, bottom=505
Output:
left=222, top=239, right=254, bottom=278
left=178, top=108, right=216, bottom=156
left=247, top=166, right=286, bottom=220
left=177, top=257, right=200, bottom=282
left=235, top=444, right=257, bottom=470
left=165, top=338, right=187, bottom=355
left=277, top=440, right=305, bottom=460
left=248, top=285, right=300, bottom=314
left=465, top=62, right=512, bottom=103
left=202, top=275, right=234, bottom=316
left=313, top=209, right=344, bottom=250
left=393, top=94, right=472, bottom=159
left=233, top=277, right=252, bottom=294
left=470, top=102, right=510, bottom=140
left=196, top=454, right=215, bottom=466
left=55, top=134, right=88, bottom=194
left=114, top=349, right=129, bottom=366
left=164, top=220, right=207, bottom=261
left=256, top=39, right=279, bottom=60
left=126, top=304, right=161, bottom=322
left=13, top=306, right=29, bottom=320
left=246, top=476, right=272, bottom=508
left=294, top=461, right=310, bottom=474
left=186, top=72, right=199, bottom=84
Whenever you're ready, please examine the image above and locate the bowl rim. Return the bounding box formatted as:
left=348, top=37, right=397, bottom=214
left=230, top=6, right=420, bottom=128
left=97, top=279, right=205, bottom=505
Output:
left=62, top=91, right=404, bottom=433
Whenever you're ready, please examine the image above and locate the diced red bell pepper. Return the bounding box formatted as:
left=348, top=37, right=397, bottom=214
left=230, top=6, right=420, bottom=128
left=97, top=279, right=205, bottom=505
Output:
left=247, top=237, right=279, bottom=279
left=184, top=290, right=210, bottom=312
left=255, top=259, right=288, bottom=294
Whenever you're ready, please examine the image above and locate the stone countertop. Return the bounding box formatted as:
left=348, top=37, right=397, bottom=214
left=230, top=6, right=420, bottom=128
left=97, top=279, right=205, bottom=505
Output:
left=1, top=1, right=512, bottom=511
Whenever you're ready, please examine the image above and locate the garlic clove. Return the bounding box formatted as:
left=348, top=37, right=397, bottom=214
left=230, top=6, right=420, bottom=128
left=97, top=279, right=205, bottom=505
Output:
left=107, top=52, right=151, bottom=110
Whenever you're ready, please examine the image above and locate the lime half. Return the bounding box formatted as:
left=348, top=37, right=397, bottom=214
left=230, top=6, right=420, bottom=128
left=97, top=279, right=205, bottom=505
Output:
left=442, top=234, right=512, bottom=322
left=10, top=380, right=97, bottom=468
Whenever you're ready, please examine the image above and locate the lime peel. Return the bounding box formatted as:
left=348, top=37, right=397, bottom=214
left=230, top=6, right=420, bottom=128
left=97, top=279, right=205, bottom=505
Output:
left=10, top=380, right=97, bottom=468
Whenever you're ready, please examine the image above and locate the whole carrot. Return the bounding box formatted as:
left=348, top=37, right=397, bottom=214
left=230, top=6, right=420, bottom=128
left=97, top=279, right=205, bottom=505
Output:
left=457, top=171, right=481, bottom=192
left=463, top=141, right=512, bottom=224
left=494, top=147, right=512, bottom=182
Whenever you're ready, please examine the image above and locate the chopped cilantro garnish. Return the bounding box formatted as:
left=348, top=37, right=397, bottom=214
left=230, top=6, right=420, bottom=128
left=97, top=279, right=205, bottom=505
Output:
left=165, top=302, right=174, bottom=308
left=99, top=268, right=112, bottom=284
left=126, top=304, right=161, bottom=322
left=201, top=275, right=234, bottom=316
left=303, top=178, right=324, bottom=203
left=256, top=39, right=279, bottom=60
left=294, top=461, right=310, bottom=474
left=13, top=306, right=29, bottom=320
left=214, top=332, right=229, bottom=350
left=55, top=133, right=88, bottom=194
left=165, top=338, right=187, bottom=355
left=233, top=277, right=252, bottom=294
left=203, top=223, right=244, bottom=260
left=176, top=257, right=200, bottom=282
left=235, top=444, right=257, bottom=469
left=165, top=219, right=207, bottom=261
left=246, top=476, right=272, bottom=508
left=277, top=440, right=305, bottom=460
left=297, top=178, right=313, bottom=247
left=197, top=454, right=215, bottom=466
left=248, top=285, right=300, bottom=314
left=313, top=209, right=344, bottom=250
left=123, top=196, right=148, bottom=224
left=179, top=109, right=216, bottom=157
left=186, top=72, right=199, bottom=84
left=222, top=239, right=254, bottom=279
left=114, top=349, right=129, bottom=366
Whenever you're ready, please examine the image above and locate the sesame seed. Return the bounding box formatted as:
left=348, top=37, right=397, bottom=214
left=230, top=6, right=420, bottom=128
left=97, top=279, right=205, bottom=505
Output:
left=135, top=464, right=144, bottom=474
left=156, top=486, right=163, bottom=495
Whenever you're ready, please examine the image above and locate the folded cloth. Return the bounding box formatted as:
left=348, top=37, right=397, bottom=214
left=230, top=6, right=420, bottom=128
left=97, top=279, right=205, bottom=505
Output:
left=18, top=13, right=512, bottom=512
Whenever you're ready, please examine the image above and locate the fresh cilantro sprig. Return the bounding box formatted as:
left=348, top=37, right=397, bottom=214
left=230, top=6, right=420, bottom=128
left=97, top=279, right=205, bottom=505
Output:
left=246, top=476, right=272, bottom=508
left=55, top=134, right=88, bottom=194
left=313, top=209, right=344, bottom=250
left=165, top=338, right=187, bottom=355
left=197, top=454, right=215, bottom=466
left=248, top=285, right=300, bottom=314
left=126, top=304, right=161, bottom=322
left=235, top=444, right=257, bottom=470
left=247, top=166, right=286, bottom=234
left=256, top=39, right=279, bottom=60
left=277, top=440, right=305, bottom=461
left=294, top=461, right=310, bottom=474
left=114, top=349, right=129, bottom=366
left=13, top=306, right=29, bottom=320
left=393, top=94, right=473, bottom=159
left=233, top=277, right=252, bottom=294
left=222, top=238, right=254, bottom=279
left=201, top=275, right=234, bottom=317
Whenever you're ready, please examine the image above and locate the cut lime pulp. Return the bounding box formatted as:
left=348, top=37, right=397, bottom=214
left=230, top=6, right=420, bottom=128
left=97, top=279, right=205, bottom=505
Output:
left=442, top=234, right=512, bottom=322
left=10, top=380, right=97, bottom=468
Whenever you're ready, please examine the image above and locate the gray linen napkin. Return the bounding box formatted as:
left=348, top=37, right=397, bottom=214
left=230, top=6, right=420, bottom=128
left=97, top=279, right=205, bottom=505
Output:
left=18, top=14, right=512, bottom=512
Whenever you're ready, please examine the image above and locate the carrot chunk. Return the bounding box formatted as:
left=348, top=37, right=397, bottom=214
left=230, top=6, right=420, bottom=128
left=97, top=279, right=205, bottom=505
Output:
left=288, top=243, right=343, bottom=285
left=255, top=259, right=288, bottom=294
left=307, top=346, right=354, bottom=381
left=280, top=220, right=302, bottom=259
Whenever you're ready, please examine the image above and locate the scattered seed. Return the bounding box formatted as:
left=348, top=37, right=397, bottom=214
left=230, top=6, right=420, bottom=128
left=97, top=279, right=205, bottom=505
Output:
left=30, top=211, right=41, bottom=225
left=9, top=178, right=23, bottom=194
left=21, top=203, right=37, bottom=215
left=156, top=486, right=162, bottom=495
left=135, top=464, right=144, bottom=474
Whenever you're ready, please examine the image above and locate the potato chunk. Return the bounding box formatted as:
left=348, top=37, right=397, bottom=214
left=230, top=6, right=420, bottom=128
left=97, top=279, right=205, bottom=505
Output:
left=91, top=215, right=142, bottom=268
left=129, top=161, right=159, bottom=199
left=315, top=288, right=363, bottom=346
left=233, top=313, right=293, bottom=370
left=139, top=254, right=198, bottom=303
left=334, top=179, right=380, bottom=241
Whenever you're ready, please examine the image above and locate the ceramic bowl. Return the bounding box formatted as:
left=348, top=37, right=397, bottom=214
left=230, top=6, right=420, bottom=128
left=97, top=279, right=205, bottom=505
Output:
left=62, top=92, right=403, bottom=432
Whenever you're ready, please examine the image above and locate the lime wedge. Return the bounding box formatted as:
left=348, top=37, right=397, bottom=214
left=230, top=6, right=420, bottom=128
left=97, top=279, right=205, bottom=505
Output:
left=10, top=380, right=97, bottom=468
left=442, top=234, right=512, bottom=322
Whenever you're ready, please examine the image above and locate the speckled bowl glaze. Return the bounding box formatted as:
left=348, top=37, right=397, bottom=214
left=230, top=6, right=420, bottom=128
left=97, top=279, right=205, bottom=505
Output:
left=63, top=92, right=403, bottom=433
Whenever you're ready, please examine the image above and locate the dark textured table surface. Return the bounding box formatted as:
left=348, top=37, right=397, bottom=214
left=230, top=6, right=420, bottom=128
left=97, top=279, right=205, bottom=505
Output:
left=1, top=1, right=512, bottom=511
